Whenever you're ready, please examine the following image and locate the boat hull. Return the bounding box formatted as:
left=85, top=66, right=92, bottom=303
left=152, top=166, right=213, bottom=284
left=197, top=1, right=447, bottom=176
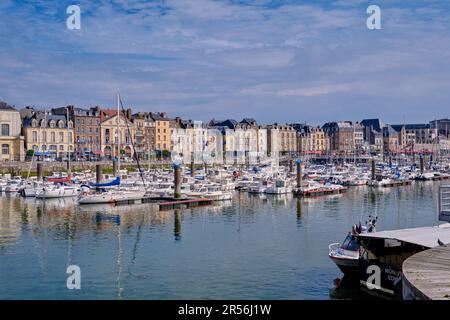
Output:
left=329, top=255, right=360, bottom=275
left=78, top=190, right=146, bottom=204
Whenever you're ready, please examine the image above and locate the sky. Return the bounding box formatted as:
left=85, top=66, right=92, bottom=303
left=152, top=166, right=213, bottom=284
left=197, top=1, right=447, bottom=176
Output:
left=1, top=0, right=450, bottom=124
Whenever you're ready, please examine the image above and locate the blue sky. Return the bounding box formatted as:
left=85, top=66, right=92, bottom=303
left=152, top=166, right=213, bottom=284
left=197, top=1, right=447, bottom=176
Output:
left=1, top=0, right=450, bottom=124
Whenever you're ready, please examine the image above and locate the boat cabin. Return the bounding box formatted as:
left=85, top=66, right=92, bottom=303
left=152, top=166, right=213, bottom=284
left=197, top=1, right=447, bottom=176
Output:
left=357, top=223, right=450, bottom=298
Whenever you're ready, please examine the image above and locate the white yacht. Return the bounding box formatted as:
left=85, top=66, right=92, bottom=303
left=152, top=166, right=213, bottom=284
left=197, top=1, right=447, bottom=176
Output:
left=36, top=184, right=79, bottom=199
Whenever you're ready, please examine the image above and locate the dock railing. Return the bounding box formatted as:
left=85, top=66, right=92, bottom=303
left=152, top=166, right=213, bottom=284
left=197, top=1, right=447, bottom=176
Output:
left=439, top=185, right=450, bottom=222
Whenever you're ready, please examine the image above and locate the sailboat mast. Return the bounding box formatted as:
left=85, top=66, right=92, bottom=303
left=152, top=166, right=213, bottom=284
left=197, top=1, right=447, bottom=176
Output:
left=117, top=93, right=121, bottom=173
left=67, top=107, right=71, bottom=170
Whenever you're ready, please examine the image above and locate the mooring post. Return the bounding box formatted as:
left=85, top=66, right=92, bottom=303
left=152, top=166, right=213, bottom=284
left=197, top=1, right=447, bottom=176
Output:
left=190, top=161, right=195, bottom=177
left=420, top=156, right=424, bottom=174
left=296, top=159, right=302, bottom=188
left=96, top=164, right=102, bottom=184
left=66, top=160, right=71, bottom=174
left=371, top=159, right=376, bottom=181
left=174, top=164, right=182, bottom=199
left=112, top=159, right=118, bottom=177
left=37, top=163, right=43, bottom=181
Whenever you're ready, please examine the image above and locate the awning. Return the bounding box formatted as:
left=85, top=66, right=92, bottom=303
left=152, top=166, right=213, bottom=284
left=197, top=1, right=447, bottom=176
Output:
left=359, top=223, right=450, bottom=248
left=34, top=152, right=53, bottom=156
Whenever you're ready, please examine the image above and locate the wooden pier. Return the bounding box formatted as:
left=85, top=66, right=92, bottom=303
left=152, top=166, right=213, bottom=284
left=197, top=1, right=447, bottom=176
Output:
left=381, top=180, right=412, bottom=187
left=403, top=245, right=450, bottom=300
left=368, top=180, right=412, bottom=188
left=159, top=198, right=213, bottom=210
left=294, top=187, right=347, bottom=197
left=431, top=175, right=450, bottom=181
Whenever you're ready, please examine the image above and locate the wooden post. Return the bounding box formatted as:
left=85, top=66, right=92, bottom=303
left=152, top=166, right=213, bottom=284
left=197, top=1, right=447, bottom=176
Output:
left=190, top=161, right=195, bottom=177
left=37, top=163, right=43, bottom=181
left=96, top=164, right=102, bottom=184
left=371, top=159, right=376, bottom=181
left=420, top=156, right=424, bottom=174
left=112, top=159, right=118, bottom=177
left=174, top=165, right=181, bottom=199
left=296, top=160, right=302, bottom=188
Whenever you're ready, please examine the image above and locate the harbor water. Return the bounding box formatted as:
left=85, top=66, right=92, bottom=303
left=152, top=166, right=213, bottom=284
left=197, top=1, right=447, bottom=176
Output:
left=0, top=182, right=442, bottom=299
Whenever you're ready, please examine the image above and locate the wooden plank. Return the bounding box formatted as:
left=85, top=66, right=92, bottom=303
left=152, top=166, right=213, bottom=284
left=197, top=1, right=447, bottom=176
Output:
left=403, top=246, right=450, bottom=300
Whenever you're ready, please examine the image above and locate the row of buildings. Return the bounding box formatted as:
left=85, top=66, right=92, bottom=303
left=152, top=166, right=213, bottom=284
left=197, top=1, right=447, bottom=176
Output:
left=0, top=101, right=449, bottom=163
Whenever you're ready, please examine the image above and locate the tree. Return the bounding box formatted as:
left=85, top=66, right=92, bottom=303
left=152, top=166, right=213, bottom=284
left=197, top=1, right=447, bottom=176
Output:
left=26, top=149, right=35, bottom=157
left=162, top=149, right=170, bottom=159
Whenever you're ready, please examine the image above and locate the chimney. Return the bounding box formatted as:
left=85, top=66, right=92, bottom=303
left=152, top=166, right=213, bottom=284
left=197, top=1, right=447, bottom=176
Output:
left=126, top=108, right=132, bottom=119
left=161, top=112, right=167, bottom=118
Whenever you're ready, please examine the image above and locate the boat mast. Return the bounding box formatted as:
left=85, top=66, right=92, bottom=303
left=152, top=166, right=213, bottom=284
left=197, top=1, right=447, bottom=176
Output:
left=67, top=107, right=71, bottom=172
left=117, top=93, right=121, bottom=173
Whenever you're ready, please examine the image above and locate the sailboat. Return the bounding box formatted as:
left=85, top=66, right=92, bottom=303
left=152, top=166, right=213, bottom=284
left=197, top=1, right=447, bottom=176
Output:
left=77, top=93, right=146, bottom=205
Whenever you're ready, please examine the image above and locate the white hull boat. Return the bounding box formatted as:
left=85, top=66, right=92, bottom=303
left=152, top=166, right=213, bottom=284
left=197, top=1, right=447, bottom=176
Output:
left=36, top=185, right=79, bottom=199
left=78, top=189, right=146, bottom=204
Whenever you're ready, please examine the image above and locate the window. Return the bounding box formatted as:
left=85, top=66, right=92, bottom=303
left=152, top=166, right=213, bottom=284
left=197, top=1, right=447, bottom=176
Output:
left=2, top=144, right=9, bottom=155
left=1, top=124, right=10, bottom=136
left=50, top=121, right=55, bottom=128
left=59, top=145, right=64, bottom=151
left=32, top=131, right=37, bottom=142
left=59, top=132, right=64, bottom=143
left=68, top=132, right=72, bottom=143
left=42, top=132, right=47, bottom=142
left=51, top=132, right=56, bottom=142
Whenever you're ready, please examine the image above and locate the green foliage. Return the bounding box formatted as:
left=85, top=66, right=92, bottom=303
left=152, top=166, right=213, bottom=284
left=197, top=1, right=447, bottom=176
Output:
left=162, top=149, right=170, bottom=158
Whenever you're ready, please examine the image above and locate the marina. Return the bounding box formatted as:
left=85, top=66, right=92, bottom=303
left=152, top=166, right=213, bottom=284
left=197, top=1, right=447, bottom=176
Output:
left=0, top=168, right=448, bottom=299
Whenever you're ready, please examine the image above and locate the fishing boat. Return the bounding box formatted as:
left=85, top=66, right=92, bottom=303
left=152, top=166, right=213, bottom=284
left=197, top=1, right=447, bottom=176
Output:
left=328, top=216, right=377, bottom=275
left=265, top=180, right=292, bottom=194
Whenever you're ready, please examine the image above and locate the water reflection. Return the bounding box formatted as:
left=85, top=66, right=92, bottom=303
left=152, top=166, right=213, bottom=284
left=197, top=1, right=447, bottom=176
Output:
left=0, top=182, right=442, bottom=299
left=174, top=210, right=182, bottom=241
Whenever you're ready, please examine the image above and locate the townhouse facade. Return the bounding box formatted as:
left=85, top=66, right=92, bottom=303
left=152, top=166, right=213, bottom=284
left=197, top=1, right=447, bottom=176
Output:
left=22, top=109, right=74, bottom=159
left=322, top=121, right=355, bottom=155
left=99, top=110, right=136, bottom=159
left=132, top=112, right=156, bottom=160
left=53, top=106, right=101, bottom=160
left=0, top=103, right=25, bottom=161
left=293, top=124, right=329, bottom=156
left=266, top=124, right=296, bottom=157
